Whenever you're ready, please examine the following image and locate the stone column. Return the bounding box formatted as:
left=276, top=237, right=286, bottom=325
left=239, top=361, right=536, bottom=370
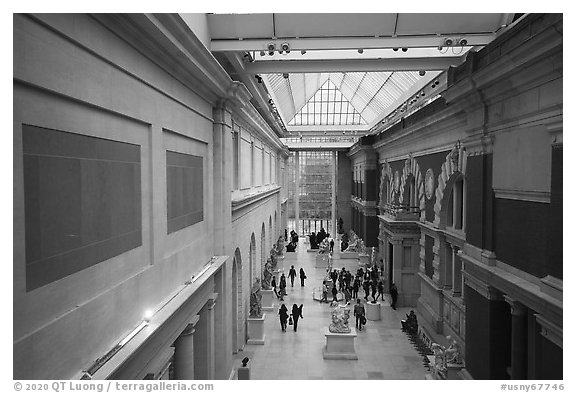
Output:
left=504, top=296, right=527, bottom=379
left=443, top=243, right=453, bottom=290
left=194, top=296, right=217, bottom=379
left=174, top=315, right=200, bottom=380
left=453, top=248, right=463, bottom=296
left=331, top=150, right=337, bottom=236
left=212, top=102, right=233, bottom=255
left=295, top=151, right=300, bottom=234
left=391, top=238, right=403, bottom=301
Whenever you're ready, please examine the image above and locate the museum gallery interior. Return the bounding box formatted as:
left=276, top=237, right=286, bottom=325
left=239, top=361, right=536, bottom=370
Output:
left=13, top=13, right=562, bottom=380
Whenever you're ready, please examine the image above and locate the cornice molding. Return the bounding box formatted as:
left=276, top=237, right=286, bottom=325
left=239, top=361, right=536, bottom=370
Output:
left=535, top=313, right=562, bottom=348
left=231, top=186, right=280, bottom=213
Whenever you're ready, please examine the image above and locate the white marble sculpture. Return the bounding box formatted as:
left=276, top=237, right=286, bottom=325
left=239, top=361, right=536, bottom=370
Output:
left=249, top=278, right=263, bottom=318
left=329, top=304, right=352, bottom=333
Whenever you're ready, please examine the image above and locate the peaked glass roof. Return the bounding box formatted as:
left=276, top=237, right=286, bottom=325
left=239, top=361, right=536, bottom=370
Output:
left=263, top=70, right=441, bottom=131
left=289, top=80, right=365, bottom=126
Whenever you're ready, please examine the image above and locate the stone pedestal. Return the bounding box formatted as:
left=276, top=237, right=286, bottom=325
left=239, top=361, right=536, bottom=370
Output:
left=261, top=289, right=275, bottom=311
left=315, top=254, right=329, bottom=268
left=237, top=367, right=250, bottom=380
left=366, top=301, right=381, bottom=321
left=322, top=327, right=358, bottom=360
left=359, top=253, right=370, bottom=267
left=339, top=252, right=358, bottom=259
left=247, top=314, right=266, bottom=345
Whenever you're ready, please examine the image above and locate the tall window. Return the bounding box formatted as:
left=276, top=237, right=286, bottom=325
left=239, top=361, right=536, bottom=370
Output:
left=447, top=176, right=464, bottom=230
left=287, top=151, right=335, bottom=235
left=232, top=130, right=239, bottom=190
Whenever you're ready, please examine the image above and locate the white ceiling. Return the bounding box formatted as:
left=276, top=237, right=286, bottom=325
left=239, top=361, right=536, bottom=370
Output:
left=204, top=13, right=516, bottom=134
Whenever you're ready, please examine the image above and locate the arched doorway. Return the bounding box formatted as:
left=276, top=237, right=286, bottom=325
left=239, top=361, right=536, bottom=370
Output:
left=248, top=233, right=256, bottom=343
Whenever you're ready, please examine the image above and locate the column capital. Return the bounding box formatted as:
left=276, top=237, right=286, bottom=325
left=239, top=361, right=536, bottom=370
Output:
left=181, top=315, right=201, bottom=336
left=503, top=295, right=527, bottom=317
left=207, top=293, right=219, bottom=310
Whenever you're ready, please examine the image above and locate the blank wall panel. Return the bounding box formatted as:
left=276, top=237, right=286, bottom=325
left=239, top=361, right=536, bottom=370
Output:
left=22, top=125, right=142, bottom=291
left=166, top=151, right=204, bottom=234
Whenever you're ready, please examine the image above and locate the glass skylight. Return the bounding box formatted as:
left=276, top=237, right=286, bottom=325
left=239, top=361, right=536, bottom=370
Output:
left=288, top=80, right=365, bottom=126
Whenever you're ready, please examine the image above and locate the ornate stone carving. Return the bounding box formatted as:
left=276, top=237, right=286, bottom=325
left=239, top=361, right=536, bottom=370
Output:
left=329, top=304, right=352, bottom=333
left=425, top=168, right=435, bottom=200
left=318, top=238, right=330, bottom=254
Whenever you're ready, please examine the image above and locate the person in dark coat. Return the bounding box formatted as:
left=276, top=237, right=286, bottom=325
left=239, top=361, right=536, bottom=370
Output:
left=299, top=268, right=307, bottom=287
left=291, top=304, right=303, bottom=332
left=271, top=276, right=279, bottom=298
left=288, top=265, right=297, bottom=287
left=279, top=274, right=287, bottom=301
left=353, top=299, right=366, bottom=331
left=331, top=284, right=338, bottom=303
left=352, top=277, right=360, bottom=299
left=329, top=238, right=334, bottom=253
left=278, top=303, right=289, bottom=332
left=362, top=279, right=370, bottom=300
left=390, top=282, right=399, bottom=310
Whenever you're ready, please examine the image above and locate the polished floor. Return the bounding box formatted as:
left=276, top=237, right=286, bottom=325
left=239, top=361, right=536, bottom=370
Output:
left=233, top=240, right=427, bottom=380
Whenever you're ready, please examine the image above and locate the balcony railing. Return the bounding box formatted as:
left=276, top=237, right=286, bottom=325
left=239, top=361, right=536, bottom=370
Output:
left=381, top=203, right=421, bottom=221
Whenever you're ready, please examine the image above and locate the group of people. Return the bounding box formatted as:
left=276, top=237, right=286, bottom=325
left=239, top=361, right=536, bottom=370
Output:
left=278, top=303, right=304, bottom=332
left=285, top=230, right=299, bottom=252
left=309, top=228, right=329, bottom=249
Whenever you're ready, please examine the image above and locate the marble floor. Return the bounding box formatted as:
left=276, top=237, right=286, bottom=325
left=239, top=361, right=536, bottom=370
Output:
left=233, top=241, right=427, bottom=380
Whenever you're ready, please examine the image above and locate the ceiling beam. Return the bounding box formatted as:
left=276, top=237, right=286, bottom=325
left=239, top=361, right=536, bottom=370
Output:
left=242, top=57, right=463, bottom=74
left=210, top=33, right=496, bottom=52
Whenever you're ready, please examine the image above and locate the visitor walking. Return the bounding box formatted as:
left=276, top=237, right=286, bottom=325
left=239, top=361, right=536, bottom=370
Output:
left=288, top=265, right=297, bottom=287
left=278, top=304, right=289, bottom=332
left=331, top=284, right=338, bottom=303
left=291, top=304, right=303, bottom=332
left=279, top=274, right=287, bottom=301
left=271, top=276, right=278, bottom=298
left=299, top=268, right=307, bottom=287
left=375, top=279, right=384, bottom=301
left=329, top=238, right=334, bottom=253
left=362, top=279, right=370, bottom=300
left=352, top=277, right=360, bottom=299
left=390, top=282, right=398, bottom=310
left=353, top=299, right=366, bottom=331
left=321, top=283, right=328, bottom=303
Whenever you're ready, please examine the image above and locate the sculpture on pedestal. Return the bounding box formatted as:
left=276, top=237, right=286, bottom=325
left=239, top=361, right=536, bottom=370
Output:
left=328, top=304, right=352, bottom=333
left=430, top=343, right=447, bottom=379
left=261, top=260, right=273, bottom=290
left=276, top=236, right=285, bottom=256
left=318, top=238, right=330, bottom=254
left=269, top=246, right=279, bottom=270
left=346, top=231, right=361, bottom=252
left=249, top=278, right=263, bottom=318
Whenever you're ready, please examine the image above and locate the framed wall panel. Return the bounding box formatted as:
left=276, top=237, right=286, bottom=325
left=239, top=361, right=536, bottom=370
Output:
left=22, top=125, right=142, bottom=291
left=166, top=151, right=204, bottom=234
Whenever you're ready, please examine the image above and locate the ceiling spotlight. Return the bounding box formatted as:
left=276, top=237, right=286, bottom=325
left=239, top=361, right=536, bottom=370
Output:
left=402, top=47, right=408, bottom=52
left=281, top=42, right=290, bottom=53
left=358, top=49, right=364, bottom=54
left=421, top=91, right=426, bottom=97
left=419, top=70, right=426, bottom=76
left=459, top=38, right=468, bottom=46
left=283, top=73, right=289, bottom=79
left=392, top=47, right=399, bottom=52
left=444, top=38, right=454, bottom=46
left=438, top=46, right=443, bottom=51
left=260, top=51, right=265, bottom=57
left=301, top=50, right=307, bottom=55
left=267, top=43, right=276, bottom=56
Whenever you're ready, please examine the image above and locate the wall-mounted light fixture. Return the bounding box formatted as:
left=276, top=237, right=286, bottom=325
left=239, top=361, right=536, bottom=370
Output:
left=358, top=49, right=364, bottom=54
left=281, top=42, right=290, bottom=54
left=267, top=43, right=276, bottom=56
